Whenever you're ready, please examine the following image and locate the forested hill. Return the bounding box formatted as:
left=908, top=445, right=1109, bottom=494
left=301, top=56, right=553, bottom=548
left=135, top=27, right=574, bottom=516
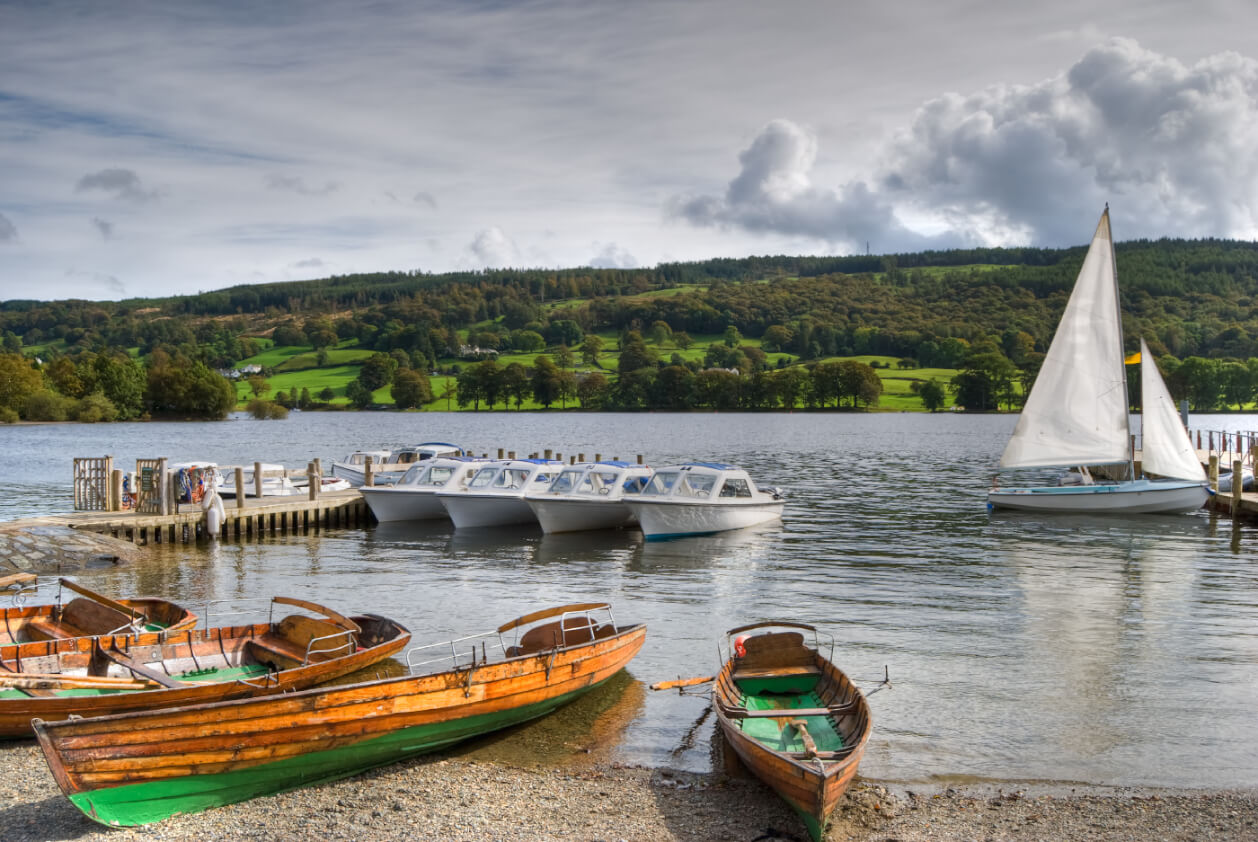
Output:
left=4, top=237, right=1258, bottom=364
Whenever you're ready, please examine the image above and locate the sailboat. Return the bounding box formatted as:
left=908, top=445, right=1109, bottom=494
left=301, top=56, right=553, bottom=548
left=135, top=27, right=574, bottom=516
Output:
left=987, top=208, right=1209, bottom=514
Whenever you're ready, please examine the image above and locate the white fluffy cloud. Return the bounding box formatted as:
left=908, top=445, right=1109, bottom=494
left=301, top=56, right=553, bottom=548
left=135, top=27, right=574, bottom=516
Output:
left=467, top=227, right=521, bottom=268
left=675, top=39, right=1258, bottom=251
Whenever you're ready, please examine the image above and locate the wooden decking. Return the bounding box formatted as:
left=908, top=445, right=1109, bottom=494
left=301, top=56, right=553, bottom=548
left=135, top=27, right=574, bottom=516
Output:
left=11, top=490, right=370, bottom=545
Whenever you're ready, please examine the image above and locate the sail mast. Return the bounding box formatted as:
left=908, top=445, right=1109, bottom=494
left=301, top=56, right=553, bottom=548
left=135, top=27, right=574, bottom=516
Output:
left=1104, top=205, right=1135, bottom=480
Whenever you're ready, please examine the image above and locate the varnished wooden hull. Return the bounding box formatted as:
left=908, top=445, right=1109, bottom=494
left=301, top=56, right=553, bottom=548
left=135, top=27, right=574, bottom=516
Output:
left=1, top=609, right=410, bottom=737
left=35, top=622, right=646, bottom=826
left=713, top=638, right=871, bottom=842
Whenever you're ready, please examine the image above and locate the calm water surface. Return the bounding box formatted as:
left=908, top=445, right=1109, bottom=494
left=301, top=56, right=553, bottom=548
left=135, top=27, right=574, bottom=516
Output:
left=2, top=412, right=1256, bottom=788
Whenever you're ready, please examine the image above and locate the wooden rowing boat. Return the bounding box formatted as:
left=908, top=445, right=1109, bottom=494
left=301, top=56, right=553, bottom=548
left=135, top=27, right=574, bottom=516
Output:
left=35, top=602, right=645, bottom=826
left=0, top=578, right=198, bottom=646
left=713, top=621, right=871, bottom=842
left=0, top=596, right=409, bottom=737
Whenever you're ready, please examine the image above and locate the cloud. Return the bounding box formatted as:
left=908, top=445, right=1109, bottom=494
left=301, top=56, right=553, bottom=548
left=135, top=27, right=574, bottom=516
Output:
left=74, top=168, right=160, bottom=202
left=587, top=242, right=638, bottom=269
left=467, top=227, right=521, bottom=268
left=413, top=191, right=437, bottom=209
left=65, top=269, right=125, bottom=296
left=673, top=39, right=1258, bottom=251
left=0, top=213, right=16, bottom=243
left=670, top=119, right=955, bottom=252
left=91, top=217, right=113, bottom=240
left=265, top=175, right=339, bottom=196
left=293, top=258, right=326, bottom=269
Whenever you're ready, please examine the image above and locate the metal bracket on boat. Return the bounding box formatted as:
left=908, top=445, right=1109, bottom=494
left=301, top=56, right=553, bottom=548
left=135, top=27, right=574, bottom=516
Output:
left=545, top=648, right=557, bottom=681
left=464, top=647, right=476, bottom=697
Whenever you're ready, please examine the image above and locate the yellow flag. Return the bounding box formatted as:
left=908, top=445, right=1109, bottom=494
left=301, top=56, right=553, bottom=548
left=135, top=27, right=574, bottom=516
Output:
left=1124, top=351, right=1141, bottom=365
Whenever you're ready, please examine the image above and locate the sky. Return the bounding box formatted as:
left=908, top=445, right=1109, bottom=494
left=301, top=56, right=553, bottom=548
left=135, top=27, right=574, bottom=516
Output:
left=3, top=0, right=1258, bottom=302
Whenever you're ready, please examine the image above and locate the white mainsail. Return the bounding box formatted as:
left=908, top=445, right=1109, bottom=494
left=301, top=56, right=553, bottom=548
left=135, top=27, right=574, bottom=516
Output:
left=1138, top=338, right=1207, bottom=482
left=1000, top=209, right=1132, bottom=469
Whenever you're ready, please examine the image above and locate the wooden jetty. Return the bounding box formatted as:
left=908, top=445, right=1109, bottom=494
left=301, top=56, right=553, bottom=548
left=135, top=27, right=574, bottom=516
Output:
left=15, top=490, right=371, bottom=545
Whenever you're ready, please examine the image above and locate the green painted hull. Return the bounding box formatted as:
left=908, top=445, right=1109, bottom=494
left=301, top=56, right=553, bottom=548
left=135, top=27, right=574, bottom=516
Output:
left=71, top=681, right=605, bottom=827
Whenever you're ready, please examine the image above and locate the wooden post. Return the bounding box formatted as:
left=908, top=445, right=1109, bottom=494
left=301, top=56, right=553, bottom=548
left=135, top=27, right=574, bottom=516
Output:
left=498, top=448, right=504, bottom=458
left=1209, top=454, right=1219, bottom=492
left=578, top=453, right=585, bottom=462
left=234, top=467, right=246, bottom=509
left=595, top=453, right=602, bottom=462
left=110, top=469, right=123, bottom=512
left=313, top=457, right=322, bottom=476
left=1233, top=458, right=1243, bottom=509
left=508, top=451, right=516, bottom=460
left=254, top=461, right=264, bottom=499
left=364, top=460, right=374, bottom=487
left=308, top=462, right=318, bottom=501
left=637, top=454, right=643, bottom=464
left=159, top=458, right=170, bottom=516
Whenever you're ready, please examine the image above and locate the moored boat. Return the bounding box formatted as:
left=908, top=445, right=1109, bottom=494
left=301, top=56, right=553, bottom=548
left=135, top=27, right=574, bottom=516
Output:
left=712, top=622, right=871, bottom=842
left=359, top=456, right=485, bottom=522
left=34, top=602, right=645, bottom=826
left=333, top=443, right=466, bottom=487
left=0, top=597, right=409, bottom=737
left=0, top=579, right=197, bottom=647
left=524, top=460, right=653, bottom=533
left=622, top=463, right=785, bottom=540
left=437, top=458, right=563, bottom=528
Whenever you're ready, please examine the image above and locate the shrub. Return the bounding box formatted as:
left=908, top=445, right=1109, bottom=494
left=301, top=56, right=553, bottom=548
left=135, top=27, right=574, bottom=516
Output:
left=0, top=406, right=18, bottom=424
left=23, top=389, right=74, bottom=421
left=246, top=398, right=289, bottom=420
left=74, top=392, right=118, bottom=423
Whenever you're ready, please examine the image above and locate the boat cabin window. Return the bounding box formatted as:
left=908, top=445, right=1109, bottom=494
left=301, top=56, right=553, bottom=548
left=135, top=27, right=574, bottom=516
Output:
left=585, top=470, right=620, bottom=494
left=469, top=467, right=500, bottom=489
left=494, top=468, right=531, bottom=489
left=529, top=471, right=554, bottom=486
left=550, top=470, right=582, bottom=494
left=641, top=471, right=679, bottom=496
left=719, top=478, right=753, bottom=498
left=677, top=472, right=716, bottom=498
left=401, top=464, right=426, bottom=485
left=426, top=466, right=457, bottom=486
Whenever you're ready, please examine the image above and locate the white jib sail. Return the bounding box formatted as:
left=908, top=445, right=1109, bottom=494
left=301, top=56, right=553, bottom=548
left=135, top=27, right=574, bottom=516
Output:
left=1138, top=338, right=1206, bottom=482
left=1000, top=209, right=1132, bottom=469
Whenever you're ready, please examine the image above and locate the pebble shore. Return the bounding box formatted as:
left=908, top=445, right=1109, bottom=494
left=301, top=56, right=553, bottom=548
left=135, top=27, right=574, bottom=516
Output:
left=2, top=740, right=1254, bottom=842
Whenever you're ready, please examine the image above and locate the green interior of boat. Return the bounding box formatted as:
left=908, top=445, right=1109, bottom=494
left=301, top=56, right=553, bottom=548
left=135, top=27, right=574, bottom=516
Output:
left=734, top=674, right=844, bottom=753
left=0, top=663, right=270, bottom=699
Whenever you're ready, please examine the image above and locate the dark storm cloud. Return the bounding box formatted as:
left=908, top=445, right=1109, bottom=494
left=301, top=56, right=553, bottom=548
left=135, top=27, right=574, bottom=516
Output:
left=75, top=168, right=160, bottom=202
left=0, top=213, right=16, bottom=243
left=91, top=217, right=113, bottom=240
left=265, top=175, right=339, bottom=196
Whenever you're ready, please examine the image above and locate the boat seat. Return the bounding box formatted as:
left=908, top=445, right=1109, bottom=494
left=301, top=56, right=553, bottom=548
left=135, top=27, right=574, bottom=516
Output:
left=23, top=617, right=89, bottom=641
left=786, top=744, right=860, bottom=760
left=93, top=644, right=182, bottom=688
left=721, top=699, right=858, bottom=719
left=506, top=619, right=612, bottom=656
left=731, top=665, right=821, bottom=680
left=247, top=637, right=316, bottom=668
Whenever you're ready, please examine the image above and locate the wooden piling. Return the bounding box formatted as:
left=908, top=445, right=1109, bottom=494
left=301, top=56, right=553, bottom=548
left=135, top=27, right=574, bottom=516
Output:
left=1209, top=454, right=1219, bottom=492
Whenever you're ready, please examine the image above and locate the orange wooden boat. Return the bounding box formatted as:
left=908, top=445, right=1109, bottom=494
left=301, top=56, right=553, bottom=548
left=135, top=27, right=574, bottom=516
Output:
left=713, top=622, right=872, bottom=842
left=35, top=602, right=644, bottom=826
left=0, top=578, right=198, bottom=646
left=0, top=596, right=409, bottom=737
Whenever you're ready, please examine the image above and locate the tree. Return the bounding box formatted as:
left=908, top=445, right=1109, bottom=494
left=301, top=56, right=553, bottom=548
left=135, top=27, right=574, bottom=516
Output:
left=762, top=325, right=793, bottom=353
left=554, top=344, right=575, bottom=369
left=358, top=353, right=398, bottom=391
left=649, top=320, right=673, bottom=346
left=617, top=331, right=655, bottom=373
left=298, top=387, right=312, bottom=409
left=835, top=360, right=882, bottom=408
left=345, top=378, right=374, bottom=409
left=145, top=356, right=236, bottom=419
left=576, top=372, right=609, bottom=409
left=391, top=368, right=432, bottom=409
left=247, top=375, right=270, bottom=398
left=580, top=334, right=605, bottom=368
left=652, top=365, right=695, bottom=410
left=501, top=362, right=530, bottom=409
left=0, top=353, right=43, bottom=414
left=952, top=351, right=1019, bottom=411
left=918, top=379, right=946, bottom=412
left=673, top=331, right=693, bottom=351
left=531, top=355, right=562, bottom=409
left=319, top=386, right=335, bottom=402
left=722, top=325, right=742, bottom=348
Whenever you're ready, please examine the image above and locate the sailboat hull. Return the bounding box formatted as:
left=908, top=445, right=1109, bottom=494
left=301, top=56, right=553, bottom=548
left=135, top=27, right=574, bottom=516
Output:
left=987, top=479, right=1208, bottom=514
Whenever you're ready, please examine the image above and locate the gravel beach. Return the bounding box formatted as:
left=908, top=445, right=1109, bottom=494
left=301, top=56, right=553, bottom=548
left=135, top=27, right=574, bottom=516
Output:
left=3, top=739, right=1254, bottom=842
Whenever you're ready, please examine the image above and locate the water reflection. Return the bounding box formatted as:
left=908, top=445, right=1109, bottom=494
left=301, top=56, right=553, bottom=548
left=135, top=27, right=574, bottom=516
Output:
left=2, top=413, right=1256, bottom=788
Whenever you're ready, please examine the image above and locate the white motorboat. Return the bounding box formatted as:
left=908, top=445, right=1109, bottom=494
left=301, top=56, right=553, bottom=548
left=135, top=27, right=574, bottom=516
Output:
left=218, top=463, right=301, bottom=498
left=524, top=461, right=654, bottom=534
left=621, top=462, right=785, bottom=540
left=330, top=450, right=390, bottom=486
left=360, top=456, right=485, bottom=522
left=331, top=443, right=465, bottom=486
left=437, top=459, right=563, bottom=528
left=987, top=208, right=1209, bottom=514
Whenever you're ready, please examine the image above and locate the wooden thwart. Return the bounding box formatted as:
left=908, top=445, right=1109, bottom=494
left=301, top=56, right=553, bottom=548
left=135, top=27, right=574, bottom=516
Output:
left=650, top=675, right=715, bottom=691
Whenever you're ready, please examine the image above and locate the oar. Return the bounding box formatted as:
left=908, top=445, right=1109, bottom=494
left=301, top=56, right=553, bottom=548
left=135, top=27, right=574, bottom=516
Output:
left=58, top=578, right=147, bottom=626
left=0, top=676, right=155, bottom=691
left=650, top=675, right=715, bottom=691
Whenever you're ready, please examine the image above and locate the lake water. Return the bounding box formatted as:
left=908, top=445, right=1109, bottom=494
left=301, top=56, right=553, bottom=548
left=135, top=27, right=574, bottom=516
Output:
left=2, top=411, right=1256, bottom=789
